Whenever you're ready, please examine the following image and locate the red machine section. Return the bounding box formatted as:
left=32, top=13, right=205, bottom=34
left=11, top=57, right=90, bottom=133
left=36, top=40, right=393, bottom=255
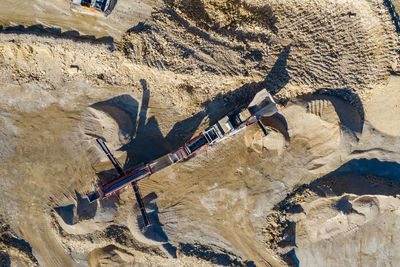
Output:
left=100, top=164, right=152, bottom=197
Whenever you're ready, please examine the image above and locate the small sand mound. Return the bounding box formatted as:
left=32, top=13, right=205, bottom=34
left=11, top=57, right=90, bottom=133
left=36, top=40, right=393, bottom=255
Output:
left=365, top=76, right=400, bottom=136
left=80, top=101, right=135, bottom=166
left=282, top=100, right=342, bottom=172
left=87, top=245, right=136, bottom=266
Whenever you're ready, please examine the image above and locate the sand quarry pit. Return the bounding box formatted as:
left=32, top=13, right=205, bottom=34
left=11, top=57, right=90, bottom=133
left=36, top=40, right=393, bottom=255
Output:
left=0, top=0, right=400, bottom=266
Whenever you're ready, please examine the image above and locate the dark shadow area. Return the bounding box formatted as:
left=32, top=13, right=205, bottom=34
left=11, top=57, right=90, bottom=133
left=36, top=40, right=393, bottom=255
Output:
left=0, top=221, right=38, bottom=266
left=313, top=88, right=364, bottom=133
left=335, top=196, right=356, bottom=214
left=134, top=192, right=177, bottom=257
left=282, top=249, right=299, bottom=267
left=140, top=201, right=168, bottom=242
left=278, top=221, right=296, bottom=248
left=310, top=158, right=400, bottom=197
left=54, top=191, right=100, bottom=224
left=0, top=24, right=114, bottom=49
left=261, top=113, right=290, bottom=142
left=263, top=44, right=291, bottom=95
left=54, top=204, right=75, bottom=225
left=277, top=158, right=400, bottom=211
left=76, top=191, right=98, bottom=219
left=384, top=0, right=400, bottom=32
left=179, top=243, right=256, bottom=266
left=0, top=252, right=10, bottom=267
left=298, top=91, right=364, bottom=134
left=163, top=243, right=177, bottom=258
left=127, top=22, right=152, bottom=33
left=333, top=158, right=400, bottom=179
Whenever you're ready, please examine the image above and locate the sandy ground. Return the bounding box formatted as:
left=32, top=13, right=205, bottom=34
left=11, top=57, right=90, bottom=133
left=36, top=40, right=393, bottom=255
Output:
left=0, top=0, right=399, bottom=266
left=0, top=0, right=161, bottom=39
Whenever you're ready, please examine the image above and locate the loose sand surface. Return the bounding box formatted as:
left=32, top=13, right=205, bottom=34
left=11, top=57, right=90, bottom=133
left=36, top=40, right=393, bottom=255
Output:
left=0, top=0, right=399, bottom=266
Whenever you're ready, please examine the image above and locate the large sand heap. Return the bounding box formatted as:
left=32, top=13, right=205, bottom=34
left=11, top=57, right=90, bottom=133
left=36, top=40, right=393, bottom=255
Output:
left=0, top=0, right=399, bottom=266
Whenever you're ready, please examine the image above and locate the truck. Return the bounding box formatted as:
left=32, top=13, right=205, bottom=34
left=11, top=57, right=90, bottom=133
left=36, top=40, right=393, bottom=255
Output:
left=69, top=0, right=116, bottom=16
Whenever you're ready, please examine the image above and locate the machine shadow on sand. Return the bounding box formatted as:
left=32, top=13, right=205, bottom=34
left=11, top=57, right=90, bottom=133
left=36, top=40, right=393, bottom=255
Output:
left=55, top=49, right=293, bottom=251
left=92, top=44, right=294, bottom=182
left=55, top=43, right=366, bottom=262
left=93, top=43, right=294, bottom=176
left=75, top=47, right=293, bottom=251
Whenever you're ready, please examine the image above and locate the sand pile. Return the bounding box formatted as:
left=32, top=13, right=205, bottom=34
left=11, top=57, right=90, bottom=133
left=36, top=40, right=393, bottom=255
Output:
left=263, top=165, right=400, bottom=266
left=0, top=0, right=399, bottom=266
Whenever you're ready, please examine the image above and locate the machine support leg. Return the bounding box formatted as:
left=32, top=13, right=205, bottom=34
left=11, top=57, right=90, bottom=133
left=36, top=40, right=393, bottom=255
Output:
left=132, top=183, right=151, bottom=227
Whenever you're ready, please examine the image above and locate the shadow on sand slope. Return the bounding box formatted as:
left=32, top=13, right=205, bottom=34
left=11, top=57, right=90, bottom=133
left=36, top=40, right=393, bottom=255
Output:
left=265, top=158, right=400, bottom=266
left=0, top=24, right=114, bottom=47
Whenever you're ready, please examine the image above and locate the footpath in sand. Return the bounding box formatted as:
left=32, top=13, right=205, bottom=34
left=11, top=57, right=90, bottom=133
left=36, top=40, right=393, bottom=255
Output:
left=0, top=0, right=399, bottom=266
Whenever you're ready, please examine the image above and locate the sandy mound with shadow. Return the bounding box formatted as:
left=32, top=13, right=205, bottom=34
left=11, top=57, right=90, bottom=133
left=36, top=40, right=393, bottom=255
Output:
left=294, top=194, right=400, bottom=266
left=263, top=158, right=400, bottom=266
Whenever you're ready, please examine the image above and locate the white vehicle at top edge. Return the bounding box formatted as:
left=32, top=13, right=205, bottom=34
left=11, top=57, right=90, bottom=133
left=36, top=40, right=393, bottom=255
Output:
left=69, top=0, right=115, bottom=16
